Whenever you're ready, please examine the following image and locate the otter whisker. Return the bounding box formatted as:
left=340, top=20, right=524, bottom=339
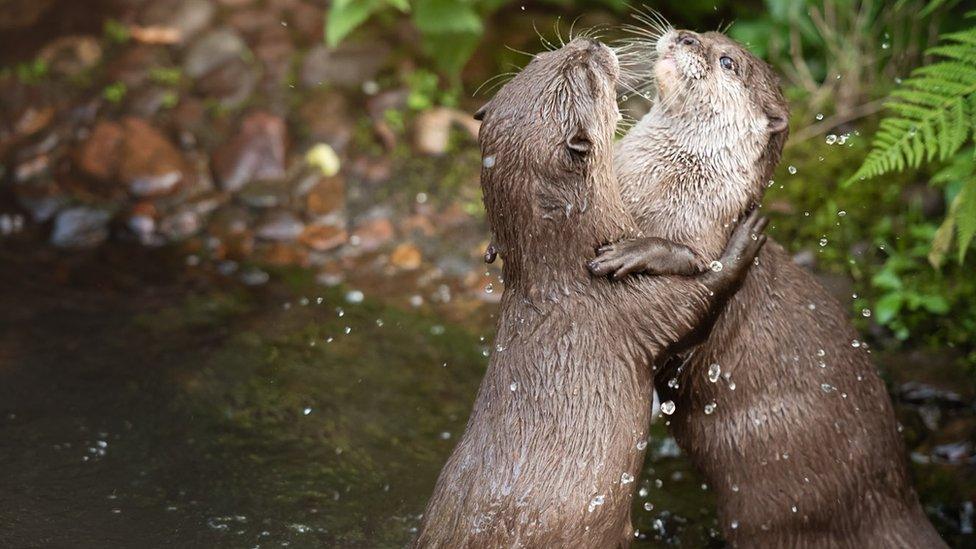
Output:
left=554, top=17, right=565, bottom=47
left=504, top=44, right=537, bottom=59
left=568, top=15, right=584, bottom=41
left=474, top=71, right=517, bottom=97
left=533, top=21, right=558, bottom=52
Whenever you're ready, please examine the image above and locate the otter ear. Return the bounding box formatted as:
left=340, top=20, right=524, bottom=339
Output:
left=566, top=129, right=592, bottom=157
left=766, top=110, right=788, bottom=134
left=473, top=103, right=490, bottom=121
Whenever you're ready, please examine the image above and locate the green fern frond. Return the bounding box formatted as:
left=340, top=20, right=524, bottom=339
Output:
left=847, top=24, right=976, bottom=186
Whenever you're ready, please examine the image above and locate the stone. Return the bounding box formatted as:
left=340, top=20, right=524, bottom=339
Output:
left=238, top=179, right=290, bottom=209
left=50, top=206, right=112, bottom=248
left=127, top=202, right=159, bottom=245
left=299, top=223, right=347, bottom=252
left=300, top=43, right=390, bottom=90
left=350, top=216, right=394, bottom=252
left=298, top=91, right=354, bottom=151
left=140, top=0, right=215, bottom=43
left=116, top=118, right=186, bottom=198
left=413, top=108, right=453, bottom=156
left=105, top=45, right=172, bottom=88
left=196, top=57, right=258, bottom=108
left=183, top=28, right=249, bottom=79
left=212, top=111, right=287, bottom=192
left=256, top=210, right=304, bottom=241
left=286, top=1, right=323, bottom=45
left=38, top=35, right=102, bottom=77
left=159, top=207, right=202, bottom=241
left=305, top=176, right=345, bottom=217
left=390, top=242, right=422, bottom=270
left=13, top=179, right=66, bottom=223
left=76, top=121, right=125, bottom=181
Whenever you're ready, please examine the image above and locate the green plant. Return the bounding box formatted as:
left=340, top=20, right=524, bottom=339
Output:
left=102, top=81, right=127, bottom=103
left=847, top=14, right=976, bottom=264
left=326, top=0, right=627, bottom=77
left=149, top=67, right=183, bottom=86
left=103, top=18, right=131, bottom=44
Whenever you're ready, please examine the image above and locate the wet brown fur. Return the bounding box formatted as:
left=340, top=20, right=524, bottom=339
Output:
left=414, top=39, right=765, bottom=548
left=614, top=29, right=946, bottom=547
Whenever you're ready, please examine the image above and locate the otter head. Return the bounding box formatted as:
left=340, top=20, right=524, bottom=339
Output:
left=652, top=29, right=789, bottom=189
left=476, top=38, right=623, bottom=283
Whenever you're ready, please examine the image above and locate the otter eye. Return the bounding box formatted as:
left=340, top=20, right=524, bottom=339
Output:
left=680, top=36, right=699, bottom=47
left=720, top=56, right=735, bottom=70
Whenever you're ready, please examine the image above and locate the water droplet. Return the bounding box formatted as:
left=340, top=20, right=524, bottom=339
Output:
left=375, top=318, right=384, bottom=327
left=345, top=290, right=364, bottom=304
left=510, top=382, right=518, bottom=392
left=731, top=484, right=739, bottom=492
left=788, top=165, right=797, bottom=175
left=815, top=113, right=824, bottom=121
left=643, top=502, right=654, bottom=511
left=483, top=155, right=496, bottom=168
left=661, top=400, right=676, bottom=415
left=636, top=440, right=648, bottom=451
left=303, top=407, right=312, bottom=415
left=825, top=134, right=837, bottom=145
left=731, top=520, right=739, bottom=529
left=819, top=238, right=828, bottom=247
left=485, top=283, right=494, bottom=294
left=861, top=308, right=872, bottom=318
left=707, top=363, right=721, bottom=383
left=638, top=487, right=649, bottom=497
left=440, top=431, right=451, bottom=440
left=821, top=383, right=835, bottom=393
left=621, top=472, right=635, bottom=484
left=851, top=339, right=861, bottom=348
left=791, top=505, right=798, bottom=513
left=709, top=260, right=723, bottom=272
left=704, top=402, right=717, bottom=415
left=588, top=495, right=606, bottom=512
left=667, top=377, right=679, bottom=389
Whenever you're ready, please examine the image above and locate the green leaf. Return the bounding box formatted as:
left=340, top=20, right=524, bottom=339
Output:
left=326, top=0, right=406, bottom=48
left=413, top=0, right=482, bottom=35
left=874, top=293, right=904, bottom=325
left=871, top=268, right=903, bottom=291
left=919, top=294, right=951, bottom=314
left=956, top=179, right=976, bottom=262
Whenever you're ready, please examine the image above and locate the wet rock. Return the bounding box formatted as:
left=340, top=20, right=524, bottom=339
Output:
left=38, top=35, right=102, bottom=77
left=50, top=206, right=112, bottom=249
left=117, top=118, right=186, bottom=198
left=76, top=121, right=125, bottom=181
left=259, top=242, right=309, bottom=266
left=300, top=43, right=390, bottom=90
left=105, top=45, right=172, bottom=88
left=305, top=176, right=345, bottom=218
left=240, top=267, right=270, bottom=286
left=196, top=57, right=258, bottom=108
left=13, top=179, right=67, bottom=222
left=212, top=112, right=287, bottom=192
left=159, top=207, right=203, bottom=241
left=286, top=1, right=324, bottom=45
left=932, top=442, right=975, bottom=465
left=238, top=179, right=290, bottom=209
left=256, top=210, right=304, bottom=241
left=183, top=28, right=249, bottom=79
left=225, top=7, right=278, bottom=38
left=350, top=216, right=394, bottom=252
left=11, top=106, right=55, bottom=140
left=140, top=0, right=215, bottom=43
left=899, top=381, right=965, bottom=407
left=390, top=242, right=422, bottom=270
left=0, top=213, right=26, bottom=236
left=209, top=204, right=252, bottom=238
left=300, top=223, right=347, bottom=252
left=299, top=92, right=354, bottom=151
left=127, top=86, right=176, bottom=118
left=126, top=202, right=159, bottom=245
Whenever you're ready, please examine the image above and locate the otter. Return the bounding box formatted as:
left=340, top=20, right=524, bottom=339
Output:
left=592, top=27, right=947, bottom=547
left=414, top=38, right=768, bottom=548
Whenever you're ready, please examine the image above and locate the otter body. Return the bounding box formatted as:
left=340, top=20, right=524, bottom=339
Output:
left=415, top=38, right=766, bottom=548
left=607, top=29, right=945, bottom=547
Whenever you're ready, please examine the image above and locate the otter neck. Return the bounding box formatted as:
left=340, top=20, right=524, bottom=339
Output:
left=619, top=106, right=767, bottom=259
left=485, top=162, right=633, bottom=294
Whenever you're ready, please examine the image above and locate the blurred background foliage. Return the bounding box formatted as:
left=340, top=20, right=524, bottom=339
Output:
left=326, top=0, right=976, bottom=368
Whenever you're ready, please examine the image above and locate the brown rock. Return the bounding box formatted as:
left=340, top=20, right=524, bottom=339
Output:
left=76, top=121, right=125, bottom=181
left=390, top=242, right=422, bottom=270
left=305, top=175, right=345, bottom=217
left=351, top=217, right=394, bottom=252
left=212, top=111, right=287, bottom=192
left=38, top=35, right=102, bottom=77
left=300, top=223, right=347, bottom=252
left=260, top=242, right=309, bottom=267
left=298, top=91, right=354, bottom=151
left=119, top=118, right=186, bottom=197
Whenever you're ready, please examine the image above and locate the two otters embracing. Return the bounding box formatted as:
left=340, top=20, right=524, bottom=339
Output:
left=414, top=20, right=947, bottom=549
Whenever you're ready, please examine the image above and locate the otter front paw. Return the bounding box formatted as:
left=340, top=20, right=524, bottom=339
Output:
left=588, top=237, right=702, bottom=280
left=700, top=209, right=768, bottom=296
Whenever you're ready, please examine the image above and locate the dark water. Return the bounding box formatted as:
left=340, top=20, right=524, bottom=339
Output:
left=0, top=245, right=972, bottom=548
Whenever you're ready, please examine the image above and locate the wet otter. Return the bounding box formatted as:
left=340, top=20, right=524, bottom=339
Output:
left=594, top=27, right=947, bottom=547
left=414, top=38, right=768, bottom=548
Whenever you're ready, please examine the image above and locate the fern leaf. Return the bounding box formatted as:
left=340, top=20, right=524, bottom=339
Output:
left=957, top=180, right=976, bottom=263
left=847, top=23, right=976, bottom=185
